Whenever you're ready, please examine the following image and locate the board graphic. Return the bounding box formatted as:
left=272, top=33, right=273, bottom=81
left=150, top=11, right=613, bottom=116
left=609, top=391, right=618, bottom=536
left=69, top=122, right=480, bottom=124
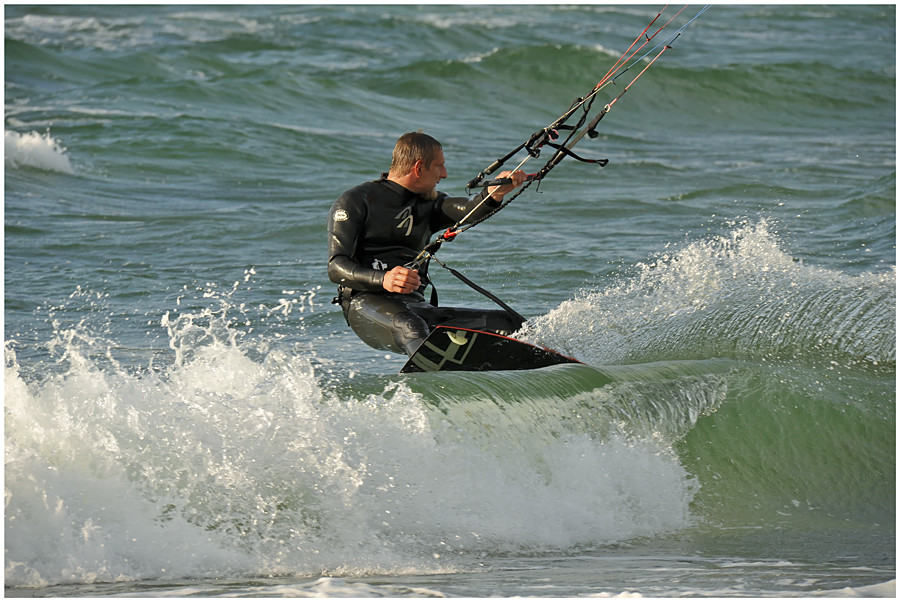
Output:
left=400, top=326, right=581, bottom=373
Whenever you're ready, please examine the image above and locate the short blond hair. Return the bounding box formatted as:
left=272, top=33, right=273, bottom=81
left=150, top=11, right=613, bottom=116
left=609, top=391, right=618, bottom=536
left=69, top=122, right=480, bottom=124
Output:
left=389, top=131, right=442, bottom=176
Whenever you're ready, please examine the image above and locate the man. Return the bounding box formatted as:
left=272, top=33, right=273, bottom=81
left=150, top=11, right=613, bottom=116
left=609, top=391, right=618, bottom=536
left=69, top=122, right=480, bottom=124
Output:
left=328, top=131, right=527, bottom=356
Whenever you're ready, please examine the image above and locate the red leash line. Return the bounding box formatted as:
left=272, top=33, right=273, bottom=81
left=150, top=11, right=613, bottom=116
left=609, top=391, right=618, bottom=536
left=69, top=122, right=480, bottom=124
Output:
left=595, top=5, right=667, bottom=90
left=596, top=4, right=688, bottom=91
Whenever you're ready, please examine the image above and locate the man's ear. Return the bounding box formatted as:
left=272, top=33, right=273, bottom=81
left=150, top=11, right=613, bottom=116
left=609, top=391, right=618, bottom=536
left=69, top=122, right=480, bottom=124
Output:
left=412, top=159, right=424, bottom=178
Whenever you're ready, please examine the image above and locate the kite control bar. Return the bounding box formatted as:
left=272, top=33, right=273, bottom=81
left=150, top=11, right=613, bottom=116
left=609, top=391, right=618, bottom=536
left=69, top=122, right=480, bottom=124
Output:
left=472, top=173, right=539, bottom=188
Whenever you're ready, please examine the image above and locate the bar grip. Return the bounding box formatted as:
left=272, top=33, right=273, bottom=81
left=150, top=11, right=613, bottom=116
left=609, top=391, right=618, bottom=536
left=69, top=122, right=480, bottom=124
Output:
left=471, top=173, right=538, bottom=188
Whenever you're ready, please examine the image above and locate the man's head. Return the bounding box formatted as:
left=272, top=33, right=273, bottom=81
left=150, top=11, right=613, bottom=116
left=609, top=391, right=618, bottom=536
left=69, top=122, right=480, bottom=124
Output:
left=387, top=131, right=447, bottom=200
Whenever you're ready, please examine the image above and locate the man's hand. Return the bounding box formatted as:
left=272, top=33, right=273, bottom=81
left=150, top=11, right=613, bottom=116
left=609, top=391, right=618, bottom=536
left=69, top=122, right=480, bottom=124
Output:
left=488, top=169, right=527, bottom=202
left=383, top=265, right=421, bottom=294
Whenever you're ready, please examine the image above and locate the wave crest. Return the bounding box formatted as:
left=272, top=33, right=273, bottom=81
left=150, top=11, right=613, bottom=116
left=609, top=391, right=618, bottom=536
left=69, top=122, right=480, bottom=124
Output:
left=5, top=130, right=75, bottom=174
left=527, top=219, right=895, bottom=368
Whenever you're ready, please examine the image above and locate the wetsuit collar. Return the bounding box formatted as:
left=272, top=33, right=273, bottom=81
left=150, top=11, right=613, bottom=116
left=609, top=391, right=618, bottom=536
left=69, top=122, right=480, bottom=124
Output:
left=379, top=173, right=435, bottom=201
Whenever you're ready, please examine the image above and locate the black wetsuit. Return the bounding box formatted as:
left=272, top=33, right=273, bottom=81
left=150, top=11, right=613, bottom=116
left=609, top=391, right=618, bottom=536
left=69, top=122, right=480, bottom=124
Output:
left=328, top=175, right=524, bottom=355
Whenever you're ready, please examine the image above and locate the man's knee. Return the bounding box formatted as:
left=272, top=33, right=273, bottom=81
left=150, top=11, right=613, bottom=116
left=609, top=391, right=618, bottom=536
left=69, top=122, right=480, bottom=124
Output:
left=392, top=311, right=429, bottom=354
left=344, top=293, right=431, bottom=355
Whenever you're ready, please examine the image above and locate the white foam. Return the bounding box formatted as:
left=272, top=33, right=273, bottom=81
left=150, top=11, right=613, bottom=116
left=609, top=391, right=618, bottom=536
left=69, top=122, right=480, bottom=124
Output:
left=820, top=579, right=896, bottom=598
left=4, top=296, right=696, bottom=587
left=5, top=130, right=75, bottom=174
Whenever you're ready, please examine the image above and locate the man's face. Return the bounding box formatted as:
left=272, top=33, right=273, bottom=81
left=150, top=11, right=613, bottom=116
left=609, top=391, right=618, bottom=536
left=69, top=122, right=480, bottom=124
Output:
left=418, top=149, right=447, bottom=199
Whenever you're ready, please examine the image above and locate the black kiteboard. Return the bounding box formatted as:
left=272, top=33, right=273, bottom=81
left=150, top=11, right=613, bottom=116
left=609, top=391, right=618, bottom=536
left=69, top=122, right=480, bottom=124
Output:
left=400, top=325, right=581, bottom=373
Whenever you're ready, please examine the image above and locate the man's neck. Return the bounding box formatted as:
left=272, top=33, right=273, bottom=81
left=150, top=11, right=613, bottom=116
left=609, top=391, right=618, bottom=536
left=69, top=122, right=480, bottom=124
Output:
left=386, top=172, right=438, bottom=201
left=386, top=171, right=416, bottom=191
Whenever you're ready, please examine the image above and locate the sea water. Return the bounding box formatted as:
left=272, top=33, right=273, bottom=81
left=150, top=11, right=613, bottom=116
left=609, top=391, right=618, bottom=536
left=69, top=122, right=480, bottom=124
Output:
left=5, top=4, right=895, bottom=597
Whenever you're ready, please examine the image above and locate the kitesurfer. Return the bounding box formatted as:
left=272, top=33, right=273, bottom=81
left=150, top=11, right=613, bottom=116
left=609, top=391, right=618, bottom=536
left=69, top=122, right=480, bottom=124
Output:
left=328, top=131, right=527, bottom=356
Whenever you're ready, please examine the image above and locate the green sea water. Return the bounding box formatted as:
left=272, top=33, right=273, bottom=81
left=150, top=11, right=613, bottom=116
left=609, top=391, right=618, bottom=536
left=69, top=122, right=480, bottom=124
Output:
left=5, top=4, right=895, bottom=597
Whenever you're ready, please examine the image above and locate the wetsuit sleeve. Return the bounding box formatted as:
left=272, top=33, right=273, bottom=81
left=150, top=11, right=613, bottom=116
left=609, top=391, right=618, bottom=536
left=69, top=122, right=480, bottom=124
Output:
left=433, top=189, right=501, bottom=230
left=327, top=192, right=386, bottom=292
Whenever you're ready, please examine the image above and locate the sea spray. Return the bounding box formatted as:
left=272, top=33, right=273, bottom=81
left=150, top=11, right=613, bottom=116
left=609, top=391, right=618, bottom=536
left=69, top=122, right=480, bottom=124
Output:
left=4, top=343, right=252, bottom=587
left=5, top=130, right=75, bottom=174
left=526, top=219, right=895, bottom=368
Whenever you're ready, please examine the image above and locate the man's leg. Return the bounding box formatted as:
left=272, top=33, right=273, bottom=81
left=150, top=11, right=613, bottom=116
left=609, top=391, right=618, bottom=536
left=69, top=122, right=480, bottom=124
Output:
left=344, top=292, right=432, bottom=355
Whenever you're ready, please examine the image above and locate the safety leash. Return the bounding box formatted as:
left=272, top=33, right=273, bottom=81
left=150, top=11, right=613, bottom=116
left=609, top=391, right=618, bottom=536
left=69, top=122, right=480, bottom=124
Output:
left=428, top=254, right=526, bottom=325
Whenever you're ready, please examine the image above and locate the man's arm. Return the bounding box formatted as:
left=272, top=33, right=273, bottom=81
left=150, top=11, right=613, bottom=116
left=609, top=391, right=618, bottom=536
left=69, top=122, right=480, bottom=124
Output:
left=436, top=170, right=526, bottom=227
left=327, top=194, right=385, bottom=292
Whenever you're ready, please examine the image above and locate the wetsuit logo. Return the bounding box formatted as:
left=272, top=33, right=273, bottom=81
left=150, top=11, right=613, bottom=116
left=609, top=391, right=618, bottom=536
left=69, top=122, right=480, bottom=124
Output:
left=333, top=209, right=349, bottom=222
left=394, top=206, right=414, bottom=236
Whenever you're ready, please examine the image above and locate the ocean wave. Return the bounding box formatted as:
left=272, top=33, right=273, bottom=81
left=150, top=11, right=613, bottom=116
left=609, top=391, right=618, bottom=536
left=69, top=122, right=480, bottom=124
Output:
left=5, top=243, right=893, bottom=589
left=4, top=291, right=697, bottom=588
